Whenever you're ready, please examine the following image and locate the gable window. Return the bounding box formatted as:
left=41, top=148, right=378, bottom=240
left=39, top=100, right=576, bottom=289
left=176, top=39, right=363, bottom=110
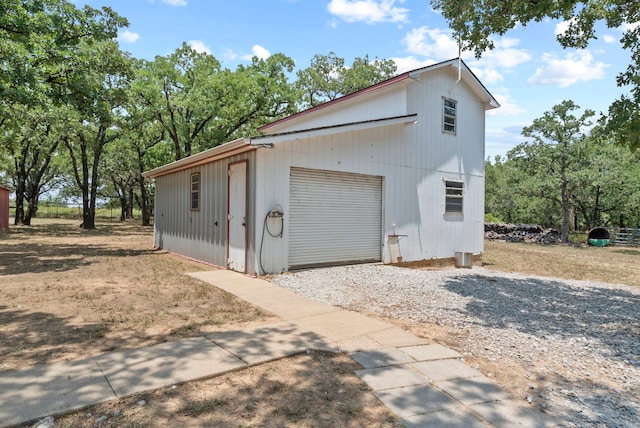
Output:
left=443, top=98, right=457, bottom=134
left=190, top=172, right=200, bottom=211
left=445, top=180, right=463, bottom=214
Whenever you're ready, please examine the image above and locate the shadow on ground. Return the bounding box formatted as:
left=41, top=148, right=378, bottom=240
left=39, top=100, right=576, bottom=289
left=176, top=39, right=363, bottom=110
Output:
left=442, top=274, right=640, bottom=426
left=0, top=242, right=157, bottom=276
left=2, top=325, right=400, bottom=427
left=0, top=305, right=117, bottom=370
left=0, top=221, right=156, bottom=275
left=2, top=220, right=151, bottom=238
left=444, top=275, right=640, bottom=367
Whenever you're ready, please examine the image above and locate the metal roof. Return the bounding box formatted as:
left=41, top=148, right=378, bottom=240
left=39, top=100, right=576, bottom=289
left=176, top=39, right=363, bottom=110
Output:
left=258, top=58, right=498, bottom=134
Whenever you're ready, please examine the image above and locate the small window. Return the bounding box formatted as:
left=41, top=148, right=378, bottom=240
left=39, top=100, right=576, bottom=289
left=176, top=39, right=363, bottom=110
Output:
left=190, top=172, right=200, bottom=211
left=445, top=180, right=463, bottom=214
left=443, top=98, right=457, bottom=134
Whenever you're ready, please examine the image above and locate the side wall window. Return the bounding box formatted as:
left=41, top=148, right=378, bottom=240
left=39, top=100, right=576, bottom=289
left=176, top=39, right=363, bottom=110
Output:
left=443, top=98, right=457, bottom=134
left=445, top=180, right=463, bottom=214
left=190, top=172, right=200, bottom=211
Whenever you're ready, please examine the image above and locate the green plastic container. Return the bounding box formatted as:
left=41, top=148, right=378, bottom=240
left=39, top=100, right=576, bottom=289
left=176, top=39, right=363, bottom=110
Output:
left=588, top=238, right=610, bottom=247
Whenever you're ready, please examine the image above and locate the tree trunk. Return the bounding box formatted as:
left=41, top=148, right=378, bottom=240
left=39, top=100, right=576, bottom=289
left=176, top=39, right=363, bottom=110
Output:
left=136, top=147, right=152, bottom=226
left=24, top=193, right=39, bottom=225
left=140, top=180, right=151, bottom=226
left=559, top=141, right=570, bottom=243
left=119, top=197, right=127, bottom=221
left=13, top=149, right=27, bottom=225
left=592, top=185, right=601, bottom=227
left=13, top=181, right=25, bottom=225
left=560, top=185, right=570, bottom=242
left=127, top=187, right=134, bottom=219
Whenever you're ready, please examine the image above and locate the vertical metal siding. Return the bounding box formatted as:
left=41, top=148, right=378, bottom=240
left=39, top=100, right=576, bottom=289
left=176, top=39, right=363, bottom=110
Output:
left=252, top=65, right=488, bottom=272
left=288, top=167, right=382, bottom=268
left=0, top=187, right=9, bottom=231
left=153, top=151, right=256, bottom=274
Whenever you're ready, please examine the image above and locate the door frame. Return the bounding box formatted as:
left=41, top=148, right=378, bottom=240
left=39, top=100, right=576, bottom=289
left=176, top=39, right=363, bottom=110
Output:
left=227, top=160, right=248, bottom=273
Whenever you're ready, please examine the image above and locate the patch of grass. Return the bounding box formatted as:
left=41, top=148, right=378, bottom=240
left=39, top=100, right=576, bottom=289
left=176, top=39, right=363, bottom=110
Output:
left=172, top=323, right=197, bottom=335
left=183, top=397, right=227, bottom=417
left=339, top=402, right=362, bottom=415
left=286, top=404, right=308, bottom=422
left=267, top=380, right=285, bottom=394
left=193, top=283, right=212, bottom=299
left=483, top=240, right=640, bottom=286
left=85, top=323, right=110, bottom=340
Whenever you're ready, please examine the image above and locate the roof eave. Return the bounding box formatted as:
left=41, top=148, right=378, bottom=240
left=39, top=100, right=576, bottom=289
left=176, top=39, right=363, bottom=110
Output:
left=142, top=138, right=253, bottom=179
left=250, top=114, right=418, bottom=146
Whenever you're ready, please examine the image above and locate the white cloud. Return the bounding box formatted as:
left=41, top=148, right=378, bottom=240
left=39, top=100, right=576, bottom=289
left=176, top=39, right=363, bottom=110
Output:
left=470, top=67, right=503, bottom=85
left=391, top=56, right=436, bottom=73
left=403, top=26, right=469, bottom=60
left=622, top=21, right=640, bottom=32
left=486, top=91, right=526, bottom=116
left=555, top=18, right=576, bottom=36
left=242, top=45, right=271, bottom=60
left=485, top=126, right=528, bottom=160
left=188, top=40, right=211, bottom=55
left=401, top=27, right=531, bottom=87
left=117, top=29, right=139, bottom=43
left=467, top=37, right=531, bottom=85
left=222, top=48, right=239, bottom=61
left=603, top=34, right=617, bottom=43
left=527, top=50, right=609, bottom=87
left=481, top=38, right=531, bottom=68
left=162, top=0, right=187, bottom=6
left=327, top=0, right=409, bottom=24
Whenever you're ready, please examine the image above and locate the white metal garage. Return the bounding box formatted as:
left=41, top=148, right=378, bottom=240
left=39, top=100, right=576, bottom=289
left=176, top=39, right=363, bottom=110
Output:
left=289, top=167, right=383, bottom=269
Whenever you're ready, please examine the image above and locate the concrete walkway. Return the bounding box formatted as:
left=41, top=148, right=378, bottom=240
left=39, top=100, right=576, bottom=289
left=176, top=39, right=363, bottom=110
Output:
left=0, top=270, right=559, bottom=427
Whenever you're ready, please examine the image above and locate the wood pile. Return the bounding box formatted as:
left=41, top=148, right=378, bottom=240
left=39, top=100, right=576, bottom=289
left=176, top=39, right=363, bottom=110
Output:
left=485, top=222, right=560, bottom=244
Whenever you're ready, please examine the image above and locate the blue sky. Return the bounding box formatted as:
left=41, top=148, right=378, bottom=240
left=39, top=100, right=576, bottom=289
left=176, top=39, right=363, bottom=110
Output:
left=79, top=0, right=633, bottom=160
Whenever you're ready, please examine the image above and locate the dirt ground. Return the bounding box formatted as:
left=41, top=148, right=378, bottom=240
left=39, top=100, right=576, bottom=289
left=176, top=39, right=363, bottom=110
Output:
left=1, top=219, right=400, bottom=427
left=0, top=219, right=275, bottom=372
left=4, top=219, right=637, bottom=427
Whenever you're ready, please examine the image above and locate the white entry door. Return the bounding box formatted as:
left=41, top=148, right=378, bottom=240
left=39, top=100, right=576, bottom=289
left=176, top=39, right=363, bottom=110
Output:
left=227, top=161, right=247, bottom=272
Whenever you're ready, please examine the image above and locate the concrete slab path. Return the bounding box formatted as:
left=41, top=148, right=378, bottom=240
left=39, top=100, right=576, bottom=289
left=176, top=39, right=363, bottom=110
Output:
left=0, top=269, right=560, bottom=427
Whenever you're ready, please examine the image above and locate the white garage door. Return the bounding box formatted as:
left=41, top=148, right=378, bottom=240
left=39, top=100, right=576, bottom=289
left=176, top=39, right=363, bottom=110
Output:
left=289, top=167, right=382, bottom=269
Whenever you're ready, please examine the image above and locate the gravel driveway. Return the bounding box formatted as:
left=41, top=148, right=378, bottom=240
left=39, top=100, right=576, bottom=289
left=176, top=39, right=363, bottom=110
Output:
left=269, top=264, right=640, bottom=428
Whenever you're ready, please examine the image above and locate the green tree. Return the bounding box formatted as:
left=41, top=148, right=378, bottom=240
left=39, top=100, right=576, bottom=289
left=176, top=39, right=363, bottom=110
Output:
left=0, top=0, right=127, bottom=110
left=487, top=132, right=640, bottom=230
left=430, top=0, right=640, bottom=150
left=0, top=0, right=129, bottom=226
left=132, top=45, right=298, bottom=161
left=0, top=104, right=66, bottom=225
left=62, top=39, right=133, bottom=230
left=101, top=138, right=138, bottom=221
left=485, top=155, right=524, bottom=224
left=513, top=101, right=594, bottom=242
left=296, top=52, right=397, bottom=108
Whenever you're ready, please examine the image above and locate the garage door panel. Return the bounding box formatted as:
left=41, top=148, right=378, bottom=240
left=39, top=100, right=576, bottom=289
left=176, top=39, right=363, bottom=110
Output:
left=289, top=167, right=382, bottom=269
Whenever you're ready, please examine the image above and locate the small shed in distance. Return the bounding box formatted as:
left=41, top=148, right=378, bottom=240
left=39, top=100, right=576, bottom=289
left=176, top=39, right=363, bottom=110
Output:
left=0, top=185, right=10, bottom=231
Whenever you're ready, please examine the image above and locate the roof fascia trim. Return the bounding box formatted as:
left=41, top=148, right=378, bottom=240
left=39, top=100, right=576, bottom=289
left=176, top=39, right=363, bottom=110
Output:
left=142, top=138, right=253, bottom=179
left=250, top=114, right=418, bottom=146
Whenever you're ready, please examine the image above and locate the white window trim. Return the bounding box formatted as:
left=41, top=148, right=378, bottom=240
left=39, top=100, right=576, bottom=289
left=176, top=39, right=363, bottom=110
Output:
left=190, top=172, right=200, bottom=211
left=444, top=179, right=464, bottom=214
left=443, top=97, right=457, bottom=135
